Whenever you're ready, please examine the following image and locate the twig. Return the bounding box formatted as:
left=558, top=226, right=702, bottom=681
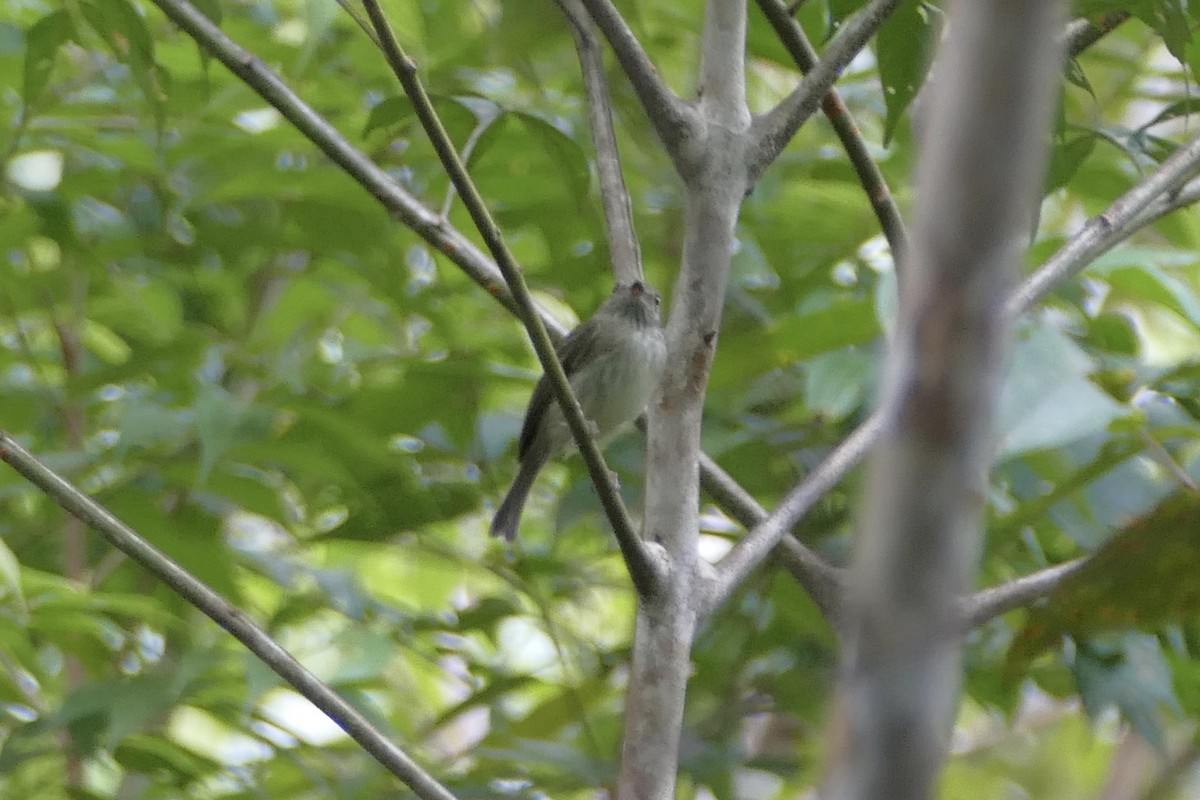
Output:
left=705, top=411, right=884, bottom=615
left=331, top=0, right=380, bottom=46
left=1007, top=129, right=1200, bottom=318
left=1062, top=12, right=1131, bottom=59
left=747, top=0, right=905, bottom=184
left=1129, top=174, right=1200, bottom=232
left=698, top=451, right=844, bottom=624
left=0, top=432, right=460, bottom=800
left=576, top=0, right=700, bottom=166
left=754, top=0, right=908, bottom=262
left=437, top=120, right=490, bottom=221
left=958, top=557, right=1088, bottom=629
left=360, top=0, right=665, bottom=598
left=556, top=0, right=643, bottom=284
left=1138, top=427, right=1200, bottom=494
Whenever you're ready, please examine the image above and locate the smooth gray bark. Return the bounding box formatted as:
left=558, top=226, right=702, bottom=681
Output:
left=822, top=3, right=1066, bottom=799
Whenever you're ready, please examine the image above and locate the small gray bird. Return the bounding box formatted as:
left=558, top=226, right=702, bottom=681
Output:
left=490, top=281, right=667, bottom=541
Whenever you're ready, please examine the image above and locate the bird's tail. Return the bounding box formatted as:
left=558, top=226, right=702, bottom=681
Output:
left=490, top=463, right=538, bottom=541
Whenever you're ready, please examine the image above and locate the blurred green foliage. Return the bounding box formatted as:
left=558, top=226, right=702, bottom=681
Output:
left=2, top=0, right=1200, bottom=797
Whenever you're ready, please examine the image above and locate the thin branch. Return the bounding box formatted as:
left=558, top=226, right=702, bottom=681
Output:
left=361, top=0, right=665, bottom=598
left=0, top=432, right=459, bottom=800
left=437, top=119, right=490, bottom=221
left=747, top=0, right=904, bottom=184
left=698, top=452, right=844, bottom=624
left=576, top=0, right=701, bottom=167
left=958, top=557, right=1087, bottom=629
left=705, top=410, right=885, bottom=615
left=1129, top=173, right=1200, bottom=232
left=1062, top=11, right=1131, bottom=59
left=1007, top=129, right=1200, bottom=318
left=754, top=0, right=908, bottom=261
left=557, top=0, right=643, bottom=284
left=1138, top=427, right=1200, bottom=494
left=331, top=0, right=380, bottom=46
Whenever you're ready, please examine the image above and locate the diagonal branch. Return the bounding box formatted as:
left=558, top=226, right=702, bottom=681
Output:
left=703, top=411, right=884, bottom=617
left=361, top=0, right=665, bottom=598
left=698, top=451, right=844, bottom=624
left=1006, top=129, right=1200, bottom=318
left=557, top=0, right=643, bottom=284
left=746, top=0, right=904, bottom=184
left=576, top=0, right=701, bottom=167
left=958, top=557, right=1087, bottom=630
left=1137, top=174, right=1200, bottom=224
left=755, top=0, right=908, bottom=261
left=0, top=433, right=460, bottom=800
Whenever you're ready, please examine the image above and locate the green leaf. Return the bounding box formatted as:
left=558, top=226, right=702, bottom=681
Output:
left=362, top=93, right=482, bottom=142
left=98, top=490, right=241, bottom=600
left=91, top=278, right=185, bottom=347
left=194, top=383, right=261, bottom=481
left=1008, top=493, right=1200, bottom=670
left=995, top=325, right=1128, bottom=457
left=80, top=318, right=132, bottom=365
left=1134, top=0, right=1190, bottom=67
left=875, top=0, right=941, bottom=144
left=22, top=10, right=74, bottom=110
left=79, top=0, right=167, bottom=129
left=1064, top=59, right=1095, bottom=99
left=769, top=300, right=881, bottom=361
left=1137, top=97, right=1200, bottom=131
left=1094, top=250, right=1200, bottom=328
left=711, top=299, right=881, bottom=391
left=1045, top=135, right=1096, bottom=194
left=469, top=111, right=592, bottom=209
left=1075, top=633, right=1180, bottom=752
left=828, top=0, right=871, bottom=32
left=113, top=734, right=217, bottom=783
left=804, top=349, right=874, bottom=420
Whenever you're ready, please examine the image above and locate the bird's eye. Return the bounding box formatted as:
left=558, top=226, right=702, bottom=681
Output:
left=651, top=293, right=661, bottom=306
left=631, top=280, right=644, bottom=292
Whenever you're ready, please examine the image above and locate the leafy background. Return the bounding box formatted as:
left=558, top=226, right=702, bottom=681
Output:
left=2, top=0, right=1200, bottom=797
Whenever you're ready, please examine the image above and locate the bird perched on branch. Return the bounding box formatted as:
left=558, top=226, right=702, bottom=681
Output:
left=491, top=281, right=666, bottom=541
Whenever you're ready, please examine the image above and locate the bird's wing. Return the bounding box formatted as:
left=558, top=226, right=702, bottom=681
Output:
left=516, top=324, right=603, bottom=460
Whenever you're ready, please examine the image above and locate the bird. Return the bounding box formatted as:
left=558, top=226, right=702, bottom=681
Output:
left=490, top=281, right=667, bottom=541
